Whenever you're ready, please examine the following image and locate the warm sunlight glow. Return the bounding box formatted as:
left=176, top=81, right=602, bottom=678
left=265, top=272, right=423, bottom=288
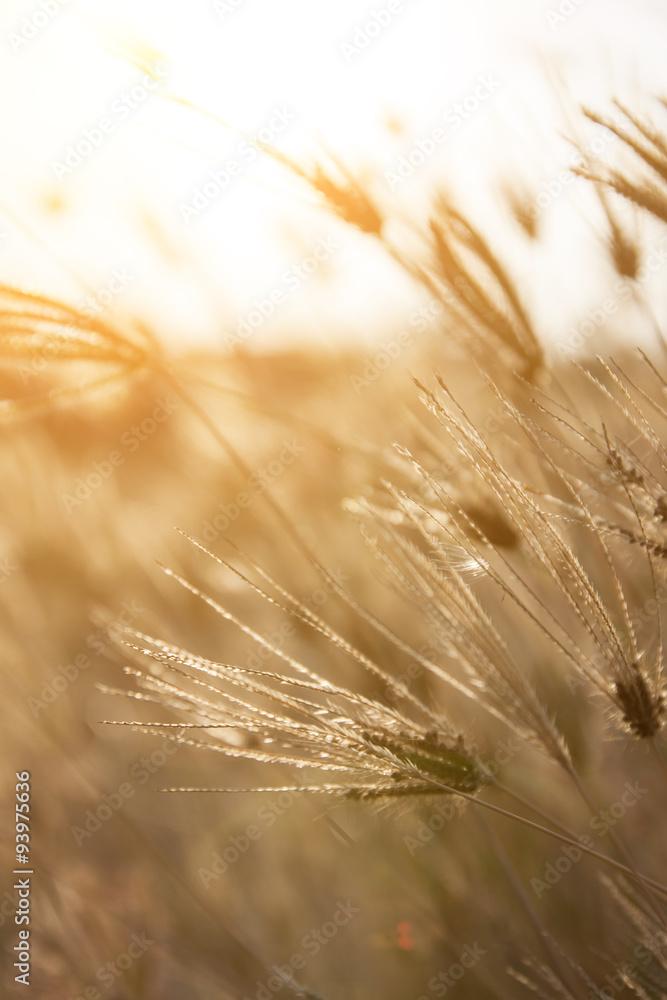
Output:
left=1, top=0, right=666, bottom=350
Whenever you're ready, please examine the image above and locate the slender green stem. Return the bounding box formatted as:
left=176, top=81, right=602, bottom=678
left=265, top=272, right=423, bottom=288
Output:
left=476, top=813, right=586, bottom=1000
left=416, top=775, right=667, bottom=898
left=495, top=781, right=667, bottom=898
left=649, top=737, right=667, bottom=778
left=565, top=765, right=666, bottom=928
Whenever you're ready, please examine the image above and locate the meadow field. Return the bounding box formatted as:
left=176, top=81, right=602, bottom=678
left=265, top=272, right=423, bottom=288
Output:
left=1, top=3, right=667, bottom=998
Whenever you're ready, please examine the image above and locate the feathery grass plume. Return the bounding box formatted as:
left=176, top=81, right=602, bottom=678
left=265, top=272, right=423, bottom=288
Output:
left=309, top=160, right=385, bottom=237
left=265, top=142, right=385, bottom=236
left=0, top=284, right=151, bottom=419
left=538, top=358, right=667, bottom=740
left=595, top=187, right=642, bottom=281
left=162, top=92, right=387, bottom=238
left=574, top=97, right=667, bottom=228
left=502, top=181, right=540, bottom=240
left=101, top=539, right=489, bottom=803
left=510, top=948, right=624, bottom=1000
left=392, top=360, right=667, bottom=747
left=510, top=934, right=611, bottom=1000
left=100, top=537, right=667, bottom=920
left=265, top=134, right=547, bottom=384
left=346, top=434, right=572, bottom=768
left=514, top=876, right=667, bottom=1000
left=98, top=456, right=667, bottom=911
left=602, top=878, right=667, bottom=997
left=426, top=198, right=543, bottom=379
left=571, top=108, right=667, bottom=357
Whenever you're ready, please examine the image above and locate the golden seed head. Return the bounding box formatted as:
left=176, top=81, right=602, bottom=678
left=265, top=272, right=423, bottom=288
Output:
left=615, top=670, right=665, bottom=739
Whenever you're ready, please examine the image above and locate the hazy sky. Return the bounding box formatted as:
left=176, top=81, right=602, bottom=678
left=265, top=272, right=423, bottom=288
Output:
left=1, top=0, right=666, bottom=351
